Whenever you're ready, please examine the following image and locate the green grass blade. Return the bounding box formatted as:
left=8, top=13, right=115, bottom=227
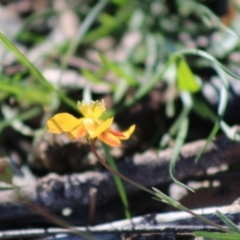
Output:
left=101, top=143, right=131, bottom=219
left=169, top=116, right=193, bottom=192
left=160, top=92, right=191, bottom=147
left=173, top=49, right=240, bottom=82
left=214, top=63, right=229, bottom=118
left=98, top=53, right=138, bottom=86
left=192, top=98, right=238, bottom=141
left=182, top=0, right=239, bottom=57
left=194, top=232, right=240, bottom=240
left=113, top=80, right=129, bottom=104
left=194, top=122, right=220, bottom=163
left=61, top=0, right=109, bottom=68
left=193, top=63, right=228, bottom=163
left=168, top=92, right=193, bottom=191
left=0, top=107, right=42, bottom=132
left=123, top=56, right=176, bottom=110
left=0, top=32, right=78, bottom=112
left=83, top=4, right=133, bottom=43
left=82, top=69, right=105, bottom=84
left=215, top=210, right=240, bottom=233
left=15, top=9, right=56, bottom=39
left=143, top=34, right=158, bottom=83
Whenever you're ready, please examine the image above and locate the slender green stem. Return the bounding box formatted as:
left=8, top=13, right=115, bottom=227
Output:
left=91, top=142, right=232, bottom=233
left=182, top=207, right=232, bottom=233
left=102, top=143, right=131, bottom=219
left=90, top=143, right=156, bottom=196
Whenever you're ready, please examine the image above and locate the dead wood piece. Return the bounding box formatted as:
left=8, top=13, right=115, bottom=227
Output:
left=0, top=134, right=240, bottom=222
left=1, top=204, right=240, bottom=239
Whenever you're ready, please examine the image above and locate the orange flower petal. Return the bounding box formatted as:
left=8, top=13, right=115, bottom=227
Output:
left=67, top=125, right=87, bottom=140
left=47, top=113, right=82, bottom=133
left=110, top=124, right=136, bottom=139
left=108, top=129, right=125, bottom=138
left=91, top=117, right=114, bottom=138
left=98, top=130, right=121, bottom=147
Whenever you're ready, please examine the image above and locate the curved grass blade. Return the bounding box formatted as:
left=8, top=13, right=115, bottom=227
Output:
left=174, top=49, right=230, bottom=161
left=173, top=49, right=240, bottom=82
left=194, top=121, right=220, bottom=163
left=168, top=92, right=193, bottom=191
left=181, top=0, right=239, bottom=58
left=194, top=64, right=228, bottom=162
left=169, top=116, right=193, bottom=192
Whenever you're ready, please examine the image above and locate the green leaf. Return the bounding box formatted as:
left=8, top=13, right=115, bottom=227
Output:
left=177, top=58, right=201, bottom=93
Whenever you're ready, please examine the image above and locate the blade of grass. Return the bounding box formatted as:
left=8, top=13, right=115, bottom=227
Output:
left=194, top=232, right=240, bottom=240
left=143, top=34, right=158, bottom=83
left=98, top=53, right=138, bottom=86
left=0, top=32, right=78, bottom=112
left=160, top=92, right=192, bottom=147
left=193, top=98, right=238, bottom=141
left=195, top=122, right=220, bottom=163
left=113, top=79, right=129, bottom=104
left=173, top=49, right=240, bottom=82
left=14, top=9, right=56, bottom=39
left=61, top=0, right=109, bottom=69
left=0, top=107, right=42, bottom=133
left=164, top=64, right=177, bottom=118
left=152, top=187, right=232, bottom=233
left=181, top=0, right=239, bottom=57
left=215, top=210, right=240, bottom=233
left=83, top=3, right=133, bottom=44
left=169, top=116, right=193, bottom=191
left=168, top=92, right=193, bottom=191
left=132, top=57, right=176, bottom=104
left=102, top=56, right=176, bottom=119
left=194, top=62, right=228, bottom=162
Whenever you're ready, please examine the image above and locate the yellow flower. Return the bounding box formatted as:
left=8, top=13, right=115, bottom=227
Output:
left=47, top=100, right=135, bottom=147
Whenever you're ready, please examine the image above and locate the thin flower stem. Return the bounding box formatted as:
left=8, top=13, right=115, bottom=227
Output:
left=90, top=142, right=231, bottom=233
left=90, top=143, right=157, bottom=196
left=182, top=207, right=232, bottom=233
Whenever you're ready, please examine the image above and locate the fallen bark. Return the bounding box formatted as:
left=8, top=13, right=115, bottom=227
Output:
left=1, top=134, right=240, bottom=222
left=1, top=204, right=240, bottom=239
